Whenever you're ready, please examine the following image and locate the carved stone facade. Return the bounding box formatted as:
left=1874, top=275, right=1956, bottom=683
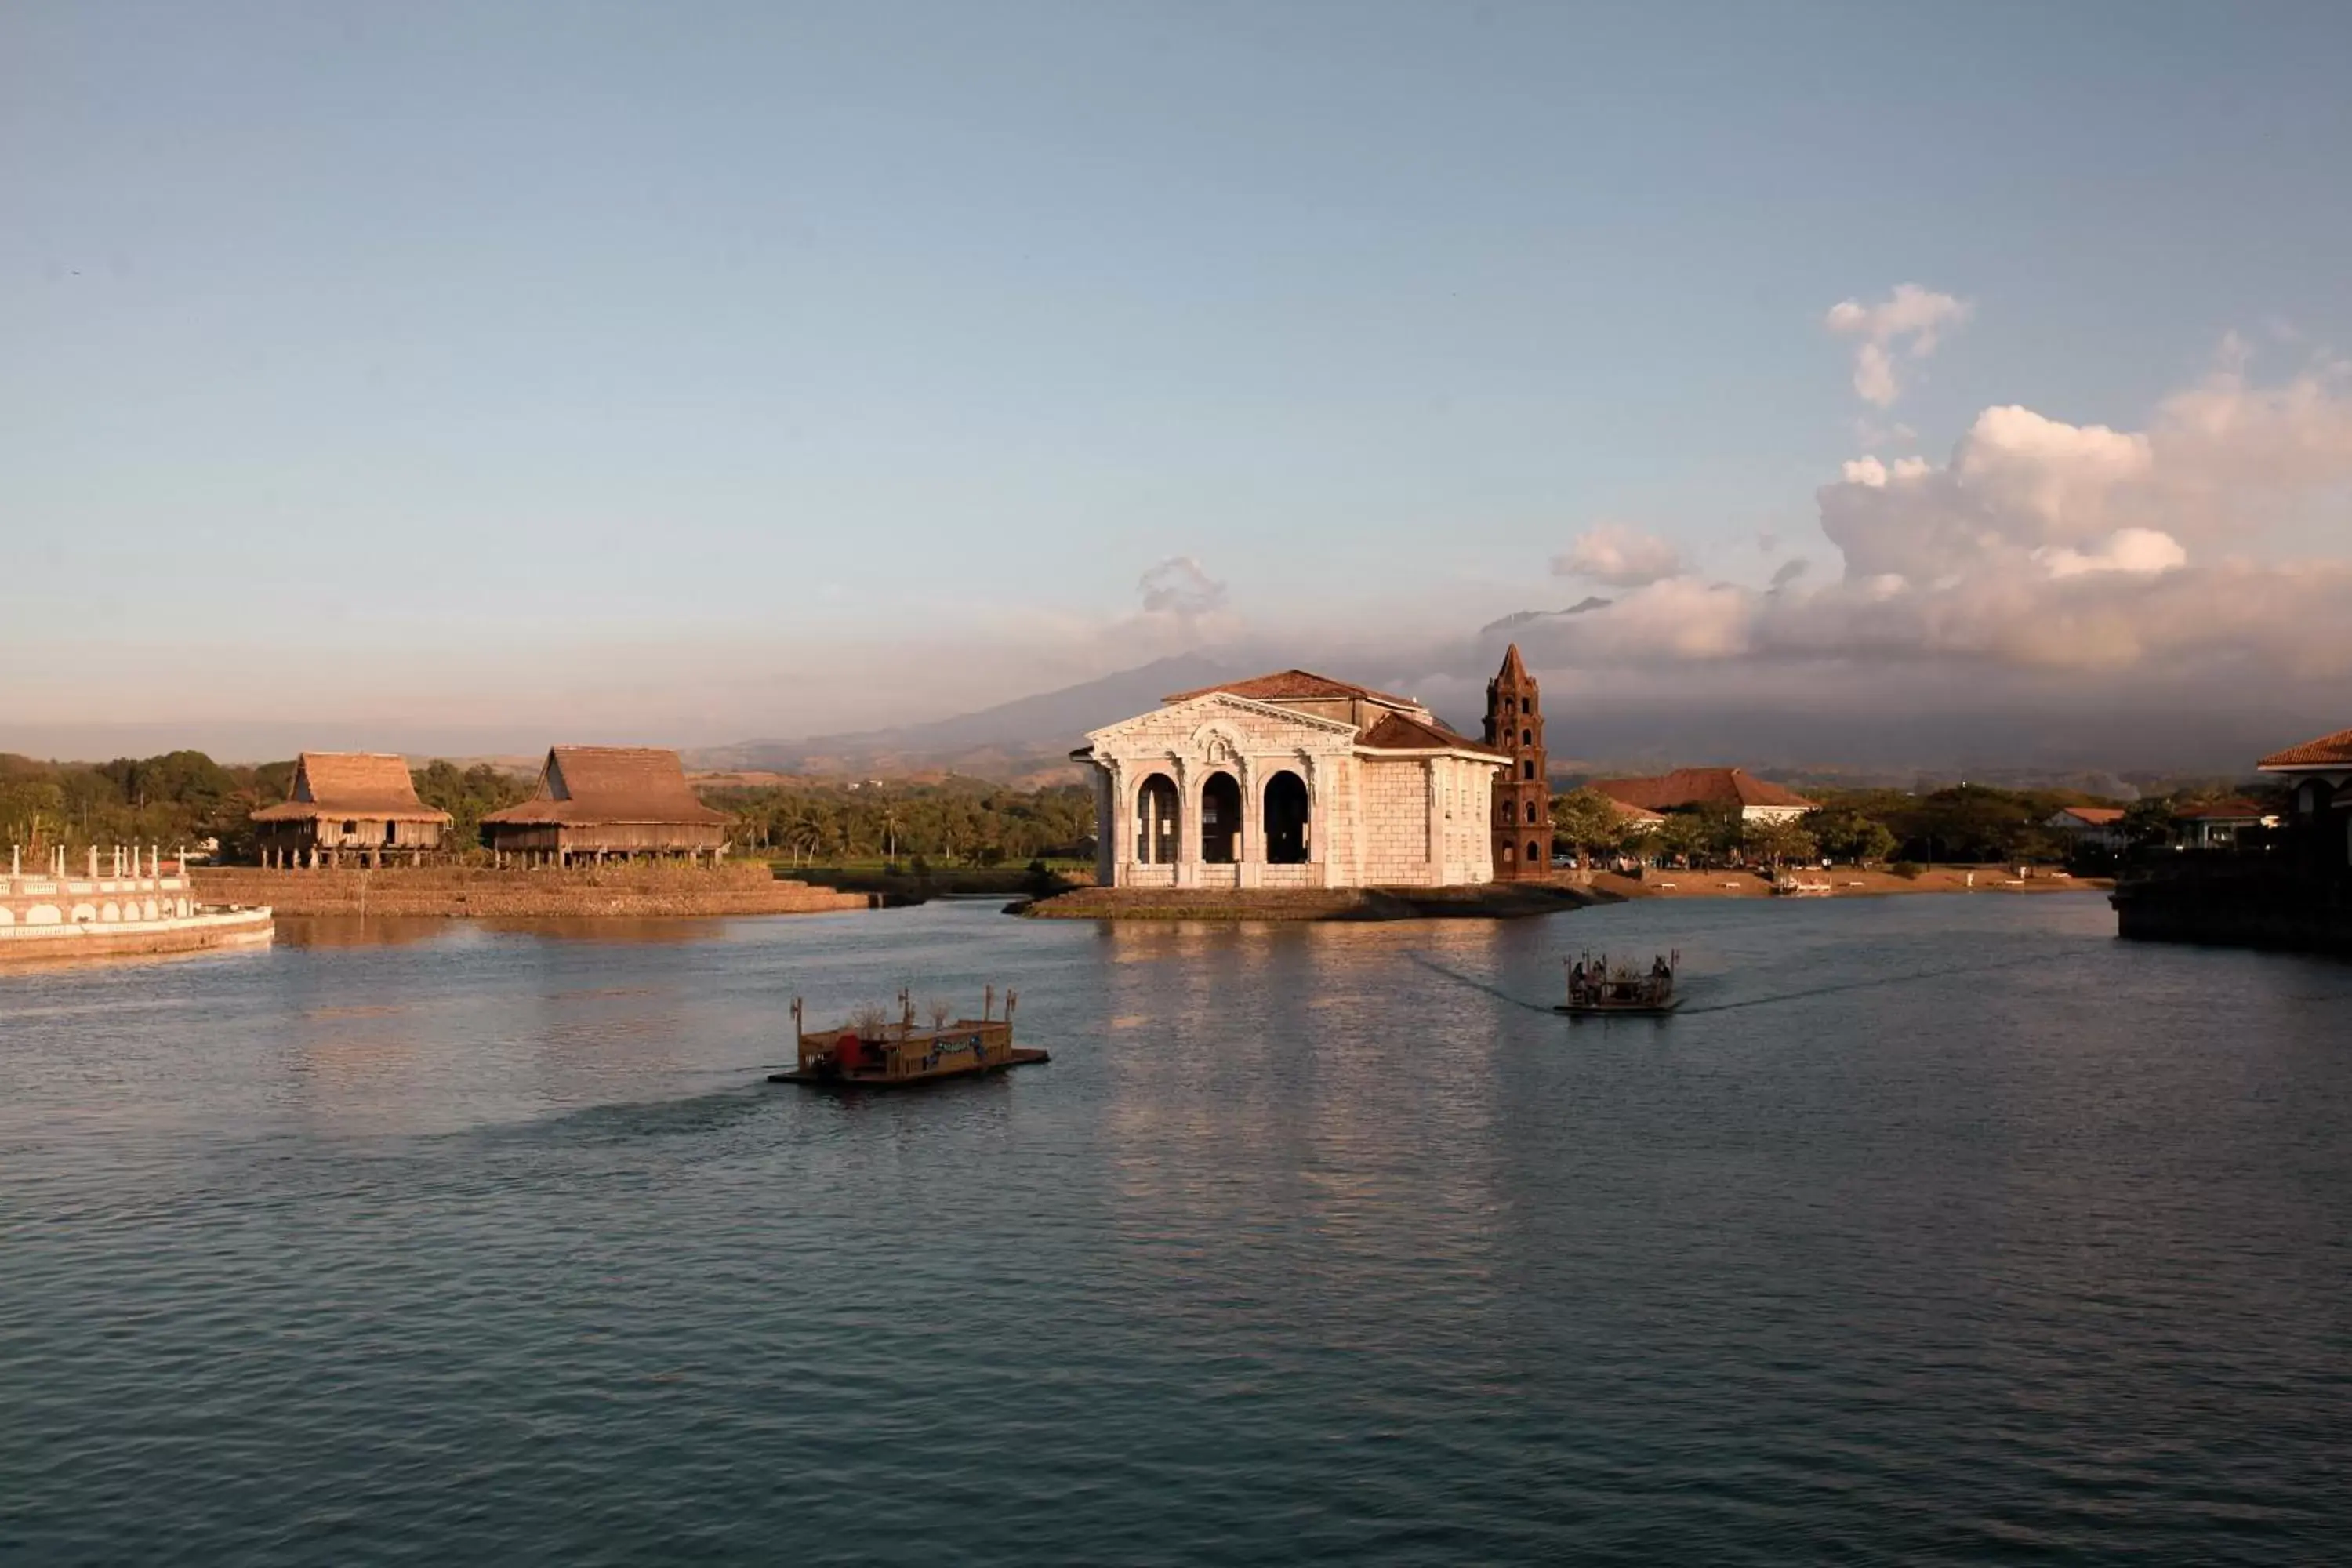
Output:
left=1483, top=644, right=1552, bottom=880
left=1076, top=670, right=1508, bottom=891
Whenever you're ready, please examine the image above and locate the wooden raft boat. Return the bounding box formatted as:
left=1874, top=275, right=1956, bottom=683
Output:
left=769, top=986, right=1049, bottom=1089
left=1556, top=949, right=1681, bottom=1017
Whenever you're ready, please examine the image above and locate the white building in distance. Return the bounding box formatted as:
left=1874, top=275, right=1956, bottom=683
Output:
left=1074, top=670, right=1509, bottom=891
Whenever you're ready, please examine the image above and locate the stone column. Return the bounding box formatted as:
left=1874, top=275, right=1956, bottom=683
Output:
left=1174, top=757, right=1199, bottom=889
left=1305, top=753, right=1331, bottom=889
left=1098, top=761, right=1124, bottom=887
left=1236, top=757, right=1261, bottom=889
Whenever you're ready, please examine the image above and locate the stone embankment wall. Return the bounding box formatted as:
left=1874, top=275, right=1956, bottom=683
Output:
left=193, top=865, right=873, bottom=919
left=1018, top=884, right=1603, bottom=922
left=2111, top=873, right=2352, bottom=956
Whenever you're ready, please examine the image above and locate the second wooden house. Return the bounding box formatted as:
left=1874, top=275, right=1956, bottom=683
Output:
left=481, top=746, right=733, bottom=866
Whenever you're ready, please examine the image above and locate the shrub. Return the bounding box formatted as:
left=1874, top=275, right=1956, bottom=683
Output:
left=1889, top=860, right=1925, bottom=880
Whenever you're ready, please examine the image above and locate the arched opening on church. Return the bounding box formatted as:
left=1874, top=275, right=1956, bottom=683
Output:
left=1524, top=801, right=1538, bottom=824
left=1263, top=771, right=1309, bottom=864
left=1527, top=840, right=1543, bottom=866
left=1136, top=774, right=1180, bottom=864
left=1200, top=772, right=1241, bottom=863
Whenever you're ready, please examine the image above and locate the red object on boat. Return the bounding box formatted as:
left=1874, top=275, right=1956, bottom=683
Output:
left=835, top=1031, right=864, bottom=1071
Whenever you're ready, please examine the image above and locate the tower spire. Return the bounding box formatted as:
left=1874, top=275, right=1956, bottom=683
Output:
left=1484, top=647, right=1551, bottom=880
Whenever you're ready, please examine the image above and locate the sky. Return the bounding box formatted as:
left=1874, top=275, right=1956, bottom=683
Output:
left=6, top=2, right=2351, bottom=766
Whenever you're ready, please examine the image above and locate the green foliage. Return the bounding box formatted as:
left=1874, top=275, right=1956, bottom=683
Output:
left=413, top=760, right=532, bottom=848
left=0, top=750, right=278, bottom=858
left=1744, top=815, right=1819, bottom=869
left=1806, top=784, right=2082, bottom=865
left=1806, top=805, right=1899, bottom=865
left=1549, top=786, right=1625, bottom=862
left=1889, top=860, right=1925, bottom=880
left=1653, top=812, right=1715, bottom=868
left=703, top=779, right=1097, bottom=867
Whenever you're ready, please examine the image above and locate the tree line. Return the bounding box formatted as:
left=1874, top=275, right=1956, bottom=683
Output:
left=0, top=753, right=1098, bottom=868
left=704, top=780, right=1098, bottom=866
left=1548, top=780, right=2284, bottom=873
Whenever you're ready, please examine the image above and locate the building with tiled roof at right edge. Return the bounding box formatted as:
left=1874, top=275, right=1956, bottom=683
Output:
left=1073, top=669, right=1509, bottom=890
left=2258, top=725, right=2352, bottom=874
left=2111, top=723, right=2352, bottom=956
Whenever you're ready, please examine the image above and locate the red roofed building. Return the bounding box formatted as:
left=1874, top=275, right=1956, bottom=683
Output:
left=2045, top=804, right=2129, bottom=852
left=1588, top=768, right=1817, bottom=824
left=2258, top=726, right=2352, bottom=870
left=1074, top=669, right=1508, bottom=889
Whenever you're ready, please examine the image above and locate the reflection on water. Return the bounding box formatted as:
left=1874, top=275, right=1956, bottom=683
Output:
left=278, top=914, right=734, bottom=947
left=1, top=897, right=2347, bottom=1564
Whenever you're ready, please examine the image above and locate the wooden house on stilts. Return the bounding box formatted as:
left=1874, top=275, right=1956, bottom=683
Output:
left=250, top=753, right=452, bottom=868
left=481, top=746, right=733, bottom=866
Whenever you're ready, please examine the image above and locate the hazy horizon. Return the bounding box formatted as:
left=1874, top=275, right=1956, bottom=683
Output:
left=8, top=5, right=2350, bottom=771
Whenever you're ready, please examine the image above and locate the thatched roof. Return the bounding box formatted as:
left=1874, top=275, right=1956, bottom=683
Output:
left=251, top=753, right=451, bottom=824
left=481, top=746, right=731, bottom=827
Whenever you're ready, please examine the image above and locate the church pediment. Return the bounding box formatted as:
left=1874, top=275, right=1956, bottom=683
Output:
left=1084, top=690, right=1361, bottom=749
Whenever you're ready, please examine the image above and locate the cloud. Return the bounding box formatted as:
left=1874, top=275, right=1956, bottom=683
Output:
left=1492, top=350, right=2352, bottom=689
left=1136, top=555, right=1229, bottom=618
left=1552, top=522, right=1686, bottom=587
left=1825, top=284, right=1970, bottom=408
left=2038, top=528, right=2187, bottom=579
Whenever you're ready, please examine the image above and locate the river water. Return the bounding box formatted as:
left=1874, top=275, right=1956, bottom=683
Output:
left=2, top=895, right=2346, bottom=1564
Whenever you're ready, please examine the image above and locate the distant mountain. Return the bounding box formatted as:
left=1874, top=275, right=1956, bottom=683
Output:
left=1478, top=597, right=1610, bottom=636
left=699, top=652, right=1243, bottom=782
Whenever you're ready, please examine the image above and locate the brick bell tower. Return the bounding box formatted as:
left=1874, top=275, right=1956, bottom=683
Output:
left=1483, top=644, right=1552, bottom=880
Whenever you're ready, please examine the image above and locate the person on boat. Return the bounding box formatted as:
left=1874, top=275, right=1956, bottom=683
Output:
left=1569, top=960, right=1588, bottom=1003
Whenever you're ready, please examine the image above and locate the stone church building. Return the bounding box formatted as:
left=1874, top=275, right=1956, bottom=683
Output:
left=1075, top=664, right=1525, bottom=891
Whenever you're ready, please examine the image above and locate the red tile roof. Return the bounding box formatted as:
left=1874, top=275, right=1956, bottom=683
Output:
left=2053, top=806, right=2127, bottom=826
left=1590, top=768, right=1817, bottom=812
left=2169, top=799, right=2270, bottom=822
left=2259, top=727, right=2352, bottom=769
left=1355, top=712, right=1508, bottom=759
left=482, top=746, right=733, bottom=827
left=1163, top=668, right=1420, bottom=710
left=251, top=753, right=451, bottom=823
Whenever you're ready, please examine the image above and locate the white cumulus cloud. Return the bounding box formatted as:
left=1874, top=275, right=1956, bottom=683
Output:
left=1825, top=284, right=1971, bottom=408
left=2038, top=528, right=2188, bottom=579
left=1552, top=522, right=1686, bottom=587
left=1496, top=346, right=2352, bottom=688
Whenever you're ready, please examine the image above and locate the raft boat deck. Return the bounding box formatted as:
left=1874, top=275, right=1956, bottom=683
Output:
left=770, top=990, right=1048, bottom=1089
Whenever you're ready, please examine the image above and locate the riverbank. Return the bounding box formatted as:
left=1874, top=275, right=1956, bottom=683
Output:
left=1014, top=883, right=1609, bottom=921
left=1590, top=866, right=2109, bottom=899
left=192, top=865, right=874, bottom=919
